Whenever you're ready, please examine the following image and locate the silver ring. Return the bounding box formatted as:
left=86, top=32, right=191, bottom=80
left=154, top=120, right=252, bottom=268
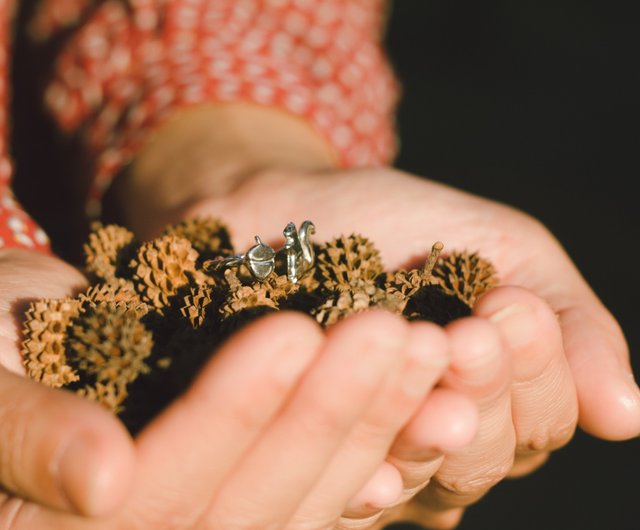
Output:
left=205, top=220, right=316, bottom=284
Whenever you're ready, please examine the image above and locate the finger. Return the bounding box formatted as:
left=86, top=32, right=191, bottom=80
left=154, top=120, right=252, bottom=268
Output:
left=559, top=301, right=640, bottom=440
left=522, top=244, right=640, bottom=440
left=0, top=363, right=135, bottom=517
left=200, top=310, right=409, bottom=528
left=419, top=317, right=515, bottom=514
left=132, top=311, right=324, bottom=523
left=386, top=388, right=478, bottom=500
left=344, top=462, right=404, bottom=516
left=295, top=322, right=450, bottom=525
left=475, top=286, right=579, bottom=473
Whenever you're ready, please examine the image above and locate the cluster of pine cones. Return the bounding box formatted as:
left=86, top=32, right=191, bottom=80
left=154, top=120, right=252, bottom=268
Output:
left=20, top=217, right=497, bottom=434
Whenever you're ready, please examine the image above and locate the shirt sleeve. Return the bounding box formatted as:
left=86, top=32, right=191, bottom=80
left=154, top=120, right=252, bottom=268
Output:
left=33, top=0, right=400, bottom=218
left=0, top=0, right=50, bottom=252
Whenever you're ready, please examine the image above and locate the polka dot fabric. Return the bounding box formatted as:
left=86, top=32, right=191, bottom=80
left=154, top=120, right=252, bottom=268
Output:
left=0, top=0, right=51, bottom=252
left=37, top=0, right=400, bottom=217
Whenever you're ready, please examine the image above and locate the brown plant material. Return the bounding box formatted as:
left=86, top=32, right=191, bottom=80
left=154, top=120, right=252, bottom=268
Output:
left=78, top=381, right=128, bottom=414
left=130, top=234, right=204, bottom=310
left=163, top=217, right=234, bottom=260
left=68, top=301, right=153, bottom=387
left=21, top=298, right=80, bottom=388
left=316, top=234, right=384, bottom=291
left=313, top=284, right=404, bottom=327
left=432, top=251, right=498, bottom=306
left=20, top=216, right=498, bottom=433
left=180, top=285, right=213, bottom=329
left=387, top=242, right=444, bottom=298
left=84, top=223, right=135, bottom=281
left=219, top=269, right=289, bottom=318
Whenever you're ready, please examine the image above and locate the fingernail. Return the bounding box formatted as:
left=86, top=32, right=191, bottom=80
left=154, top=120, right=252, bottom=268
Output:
left=59, top=437, right=105, bottom=515
left=489, top=304, right=537, bottom=350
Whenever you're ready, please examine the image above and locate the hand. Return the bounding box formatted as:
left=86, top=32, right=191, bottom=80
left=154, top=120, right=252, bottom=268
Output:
left=0, top=248, right=136, bottom=518
left=5, top=305, right=478, bottom=529
left=109, top=104, right=640, bottom=528
left=185, top=166, right=638, bottom=528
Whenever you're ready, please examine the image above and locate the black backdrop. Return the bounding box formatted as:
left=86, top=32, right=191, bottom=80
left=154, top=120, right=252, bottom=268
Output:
left=11, top=1, right=640, bottom=529
left=383, top=2, right=639, bottom=530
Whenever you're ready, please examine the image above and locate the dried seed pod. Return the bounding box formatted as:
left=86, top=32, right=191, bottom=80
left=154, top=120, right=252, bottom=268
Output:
left=68, top=301, right=153, bottom=387
left=163, top=217, right=234, bottom=259
left=432, top=251, right=498, bottom=307
left=78, top=278, right=142, bottom=308
left=219, top=269, right=280, bottom=318
left=387, top=242, right=444, bottom=298
left=313, top=283, right=403, bottom=327
left=180, top=285, right=213, bottom=329
left=130, top=234, right=204, bottom=309
left=21, top=298, right=80, bottom=388
left=316, top=234, right=384, bottom=291
left=84, top=222, right=135, bottom=281
left=78, top=381, right=128, bottom=414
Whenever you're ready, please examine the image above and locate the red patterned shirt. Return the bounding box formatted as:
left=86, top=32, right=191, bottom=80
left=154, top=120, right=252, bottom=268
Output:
left=2, top=0, right=399, bottom=251
left=0, top=0, right=51, bottom=252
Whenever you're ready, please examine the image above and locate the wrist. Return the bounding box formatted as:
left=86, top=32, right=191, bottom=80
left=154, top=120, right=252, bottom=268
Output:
left=106, top=103, right=338, bottom=238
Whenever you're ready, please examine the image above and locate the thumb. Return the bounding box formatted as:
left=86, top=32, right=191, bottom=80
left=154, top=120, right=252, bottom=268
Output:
left=0, top=362, right=136, bottom=516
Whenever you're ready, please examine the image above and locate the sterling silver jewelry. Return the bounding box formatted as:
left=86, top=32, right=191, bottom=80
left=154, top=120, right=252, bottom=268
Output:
left=205, top=221, right=316, bottom=283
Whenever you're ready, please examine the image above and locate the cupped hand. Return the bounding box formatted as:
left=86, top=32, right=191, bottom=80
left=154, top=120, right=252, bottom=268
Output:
left=0, top=248, right=135, bottom=518
left=180, top=166, right=638, bottom=527
left=5, top=304, right=477, bottom=529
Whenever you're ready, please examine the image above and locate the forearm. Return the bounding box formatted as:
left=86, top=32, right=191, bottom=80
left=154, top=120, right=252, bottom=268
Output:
left=108, top=103, right=337, bottom=238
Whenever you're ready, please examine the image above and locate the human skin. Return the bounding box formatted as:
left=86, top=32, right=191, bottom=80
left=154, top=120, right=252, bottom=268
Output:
left=108, top=102, right=640, bottom=528
left=0, top=248, right=477, bottom=529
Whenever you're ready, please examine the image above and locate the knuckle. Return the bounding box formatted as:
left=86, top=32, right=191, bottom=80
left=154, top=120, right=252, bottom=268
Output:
left=435, top=462, right=511, bottom=497
left=521, top=419, right=577, bottom=452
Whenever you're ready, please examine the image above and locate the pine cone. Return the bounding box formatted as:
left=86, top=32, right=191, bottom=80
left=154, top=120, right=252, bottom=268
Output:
left=21, top=299, right=80, bottom=388
left=84, top=222, right=135, bottom=281
left=163, top=217, right=234, bottom=260
left=180, top=285, right=213, bottom=329
left=432, top=251, right=498, bottom=306
left=68, top=301, right=153, bottom=387
left=316, top=235, right=384, bottom=291
left=130, top=234, right=205, bottom=309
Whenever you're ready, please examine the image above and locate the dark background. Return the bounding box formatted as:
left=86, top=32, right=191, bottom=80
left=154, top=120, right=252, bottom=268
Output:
left=383, top=1, right=639, bottom=530
left=11, top=1, right=639, bottom=529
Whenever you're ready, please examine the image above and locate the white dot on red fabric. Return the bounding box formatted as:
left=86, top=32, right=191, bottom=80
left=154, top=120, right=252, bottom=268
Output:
left=284, top=11, right=307, bottom=36
left=317, top=3, right=339, bottom=24
left=1, top=194, right=15, bottom=209
left=284, top=91, right=309, bottom=113
left=318, top=83, right=341, bottom=104
left=307, top=27, right=329, bottom=49
left=0, top=236, right=5, bottom=247
left=34, top=228, right=50, bottom=245
left=331, top=125, right=353, bottom=149
left=217, top=80, right=241, bottom=100
left=311, top=57, right=332, bottom=80
left=14, top=233, right=35, bottom=248
left=8, top=216, right=27, bottom=233
left=252, top=83, right=275, bottom=104
left=244, top=62, right=266, bottom=78
left=267, top=0, right=290, bottom=8
left=0, top=159, right=11, bottom=180
left=355, top=111, right=375, bottom=133
left=269, top=32, right=294, bottom=57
